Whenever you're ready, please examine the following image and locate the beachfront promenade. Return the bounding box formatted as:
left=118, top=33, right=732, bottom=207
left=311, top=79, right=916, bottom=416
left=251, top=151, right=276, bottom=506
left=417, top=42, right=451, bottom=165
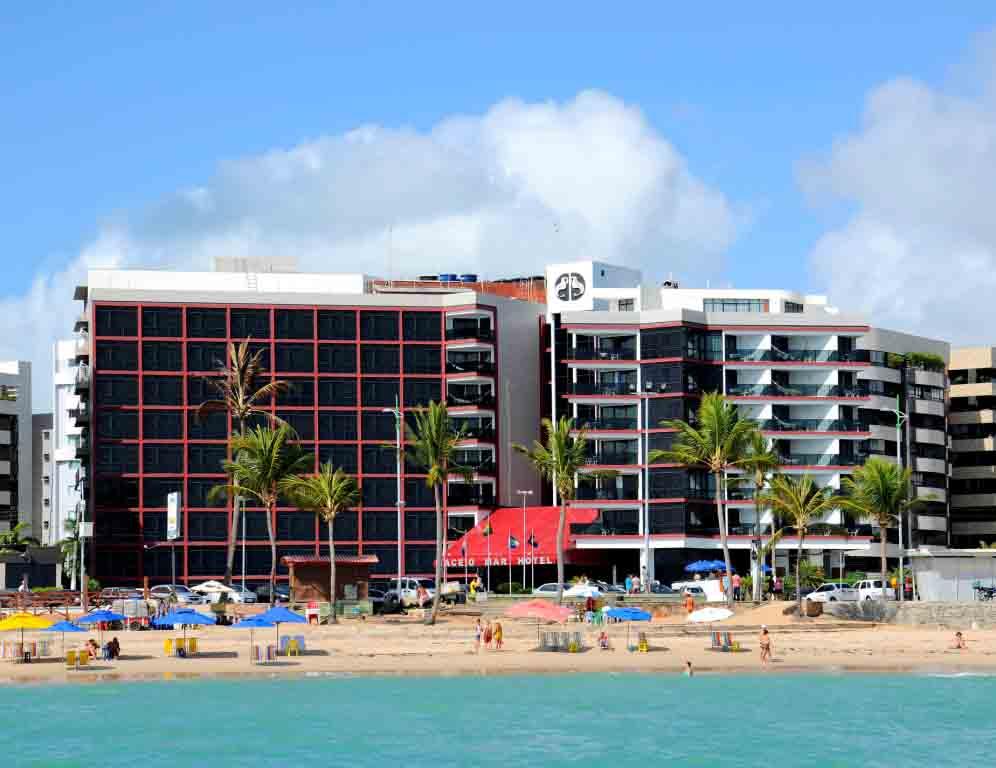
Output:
left=1, top=602, right=992, bottom=684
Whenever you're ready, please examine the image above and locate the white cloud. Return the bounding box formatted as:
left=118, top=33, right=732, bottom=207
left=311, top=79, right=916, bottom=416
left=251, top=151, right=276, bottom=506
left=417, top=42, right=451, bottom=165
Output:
left=803, top=62, right=996, bottom=344
left=1, top=90, right=740, bottom=410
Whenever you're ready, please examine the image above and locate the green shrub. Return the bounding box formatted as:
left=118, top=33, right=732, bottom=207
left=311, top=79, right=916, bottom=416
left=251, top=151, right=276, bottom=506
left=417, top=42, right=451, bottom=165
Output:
left=497, top=582, right=527, bottom=595
left=906, top=352, right=945, bottom=372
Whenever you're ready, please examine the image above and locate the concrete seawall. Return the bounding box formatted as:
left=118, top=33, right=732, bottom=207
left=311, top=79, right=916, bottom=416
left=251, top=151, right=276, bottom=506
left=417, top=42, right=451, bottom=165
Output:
left=827, top=601, right=996, bottom=628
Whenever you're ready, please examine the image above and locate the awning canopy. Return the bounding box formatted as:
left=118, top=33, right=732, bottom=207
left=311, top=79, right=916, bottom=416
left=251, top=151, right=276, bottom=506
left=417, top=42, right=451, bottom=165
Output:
left=444, top=506, right=598, bottom=568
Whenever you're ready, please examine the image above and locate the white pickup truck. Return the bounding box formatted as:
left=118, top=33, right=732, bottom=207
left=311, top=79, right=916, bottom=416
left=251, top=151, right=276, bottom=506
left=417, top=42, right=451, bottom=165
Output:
left=805, top=582, right=859, bottom=602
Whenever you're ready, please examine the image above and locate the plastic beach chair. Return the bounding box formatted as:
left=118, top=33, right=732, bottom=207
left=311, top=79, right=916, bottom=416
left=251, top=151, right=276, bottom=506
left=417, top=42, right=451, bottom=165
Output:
left=164, top=638, right=174, bottom=657
left=294, top=635, right=306, bottom=652
left=65, top=650, right=77, bottom=669
left=638, top=632, right=649, bottom=653
left=251, top=645, right=262, bottom=665
left=286, top=639, right=300, bottom=657
left=77, top=651, right=89, bottom=668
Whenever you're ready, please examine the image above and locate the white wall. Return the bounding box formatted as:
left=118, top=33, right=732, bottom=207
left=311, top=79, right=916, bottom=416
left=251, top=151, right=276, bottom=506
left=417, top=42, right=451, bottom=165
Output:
left=0, top=361, right=32, bottom=534
left=50, top=340, right=82, bottom=545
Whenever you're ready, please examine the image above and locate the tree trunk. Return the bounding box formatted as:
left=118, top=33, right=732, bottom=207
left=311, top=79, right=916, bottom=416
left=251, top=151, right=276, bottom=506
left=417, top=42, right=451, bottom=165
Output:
left=427, top=483, right=444, bottom=625
left=880, top=526, right=888, bottom=601
left=328, top=517, right=338, bottom=624
left=224, top=416, right=246, bottom=585
left=769, top=519, right=777, bottom=600
left=556, top=502, right=566, bottom=605
left=715, top=472, right=734, bottom=609
left=796, top=529, right=805, bottom=618
left=752, top=473, right=762, bottom=602
left=265, top=498, right=276, bottom=605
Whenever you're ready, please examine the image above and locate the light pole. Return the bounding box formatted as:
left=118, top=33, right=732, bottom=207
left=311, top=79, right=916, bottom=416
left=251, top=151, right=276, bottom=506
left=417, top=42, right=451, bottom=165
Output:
left=889, top=394, right=908, bottom=603
left=517, top=489, right=532, bottom=586
left=382, top=396, right=405, bottom=597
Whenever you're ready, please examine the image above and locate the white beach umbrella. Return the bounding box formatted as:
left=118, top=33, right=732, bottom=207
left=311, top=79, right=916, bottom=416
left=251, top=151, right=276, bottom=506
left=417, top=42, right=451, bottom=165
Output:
left=687, top=607, right=734, bottom=623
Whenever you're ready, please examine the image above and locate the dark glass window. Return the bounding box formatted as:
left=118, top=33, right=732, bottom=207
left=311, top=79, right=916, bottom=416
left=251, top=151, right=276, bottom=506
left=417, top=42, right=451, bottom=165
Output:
left=95, top=443, right=138, bottom=473
left=142, top=307, right=181, bottom=337
left=96, top=341, right=137, bottom=370
left=143, top=376, right=182, bottom=405
left=188, top=411, right=228, bottom=439
left=143, top=513, right=166, bottom=542
left=404, top=479, right=435, bottom=508
left=318, top=344, right=356, bottom=373
left=94, top=548, right=140, bottom=579
left=649, top=504, right=685, bottom=534
left=187, top=342, right=227, bottom=372
left=275, top=309, right=313, bottom=339
left=640, top=329, right=683, bottom=360
left=364, top=545, right=398, bottom=575
left=144, top=444, right=183, bottom=474
left=360, top=311, right=399, bottom=341
left=188, top=444, right=227, bottom=474
left=277, top=379, right=314, bottom=406
left=278, top=411, right=315, bottom=440
left=240, top=513, right=269, bottom=542
left=318, top=378, right=356, bottom=406
left=144, top=411, right=183, bottom=440
left=362, top=445, right=395, bottom=474
left=186, top=308, right=226, bottom=338
left=333, top=511, right=358, bottom=540
left=142, top=342, right=182, bottom=371
left=319, top=411, right=357, bottom=440
left=187, top=377, right=217, bottom=404
left=362, top=478, right=397, bottom=507
left=188, top=478, right=225, bottom=507
left=361, top=379, right=399, bottom=407
left=403, top=312, right=441, bottom=341
left=96, top=410, right=138, bottom=439
left=361, top=345, right=400, bottom=374
left=405, top=511, right=435, bottom=539
left=362, top=412, right=395, bottom=441
left=405, top=545, right=435, bottom=574
left=646, top=398, right=687, bottom=426
left=363, top=511, right=397, bottom=540
left=318, top=310, right=356, bottom=340
left=188, top=513, right=227, bottom=541
left=95, top=306, right=137, bottom=337
left=188, top=547, right=227, bottom=575
left=404, top=346, right=441, bottom=374
left=318, top=445, right=358, bottom=473
left=95, top=375, right=138, bottom=405
left=278, top=512, right=315, bottom=541
left=404, top=379, right=441, bottom=407
left=641, top=363, right=683, bottom=393
left=95, top=476, right=139, bottom=507
left=247, top=342, right=271, bottom=372
left=143, top=478, right=182, bottom=508
left=275, top=343, right=314, bottom=372
left=244, top=547, right=273, bottom=575
left=231, top=309, right=270, bottom=339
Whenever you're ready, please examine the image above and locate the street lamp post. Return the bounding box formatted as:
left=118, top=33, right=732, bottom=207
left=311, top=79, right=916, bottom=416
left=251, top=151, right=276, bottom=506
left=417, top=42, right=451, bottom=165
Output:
left=382, top=397, right=405, bottom=597
left=517, top=489, right=533, bottom=586
left=235, top=495, right=246, bottom=591
left=889, top=394, right=909, bottom=603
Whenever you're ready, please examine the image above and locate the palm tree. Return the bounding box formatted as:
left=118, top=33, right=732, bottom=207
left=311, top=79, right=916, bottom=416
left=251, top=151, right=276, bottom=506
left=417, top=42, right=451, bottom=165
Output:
left=197, top=340, right=290, bottom=584
left=840, top=457, right=918, bottom=601
left=740, top=431, right=780, bottom=600
left=61, top=518, right=81, bottom=590
left=0, top=521, right=40, bottom=553
left=649, top=393, right=759, bottom=609
left=758, top=474, right=838, bottom=616
left=513, top=417, right=590, bottom=605
left=209, top=424, right=313, bottom=603
left=282, top=465, right=359, bottom=623
left=404, top=401, right=470, bottom=625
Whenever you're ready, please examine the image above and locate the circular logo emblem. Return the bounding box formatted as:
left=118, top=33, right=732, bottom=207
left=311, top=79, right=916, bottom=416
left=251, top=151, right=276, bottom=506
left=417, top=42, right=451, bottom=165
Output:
left=555, top=272, right=586, bottom=301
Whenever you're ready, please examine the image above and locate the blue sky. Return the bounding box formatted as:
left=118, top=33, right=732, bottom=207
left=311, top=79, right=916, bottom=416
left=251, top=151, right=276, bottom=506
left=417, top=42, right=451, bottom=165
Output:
left=5, top=4, right=996, bottom=407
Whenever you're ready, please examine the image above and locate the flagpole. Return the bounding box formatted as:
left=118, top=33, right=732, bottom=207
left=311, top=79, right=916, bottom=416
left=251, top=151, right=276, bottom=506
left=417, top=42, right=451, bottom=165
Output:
left=531, top=528, right=535, bottom=591
left=487, top=529, right=491, bottom=592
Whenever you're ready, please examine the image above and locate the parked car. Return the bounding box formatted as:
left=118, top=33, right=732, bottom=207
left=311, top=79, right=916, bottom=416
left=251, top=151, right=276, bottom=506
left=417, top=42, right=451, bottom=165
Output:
left=649, top=583, right=676, bottom=595
left=98, top=587, right=143, bottom=603
left=191, top=581, right=258, bottom=604
left=368, top=587, right=387, bottom=614
left=532, top=582, right=571, bottom=596
left=805, top=582, right=859, bottom=602
left=394, top=577, right=436, bottom=607
left=253, top=583, right=291, bottom=603
left=149, top=584, right=205, bottom=605
left=853, top=579, right=896, bottom=601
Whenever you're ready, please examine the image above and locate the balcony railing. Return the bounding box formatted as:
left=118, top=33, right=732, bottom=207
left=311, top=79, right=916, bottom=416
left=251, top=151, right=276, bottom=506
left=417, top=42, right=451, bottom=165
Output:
left=726, top=349, right=865, bottom=364
left=76, top=436, right=91, bottom=456
left=446, top=393, right=496, bottom=408
left=575, top=487, right=640, bottom=501
left=570, top=522, right=640, bottom=536
left=445, top=327, right=494, bottom=342
left=779, top=454, right=854, bottom=467
left=446, top=360, right=495, bottom=375
left=447, top=488, right=496, bottom=507
left=584, top=451, right=639, bottom=466
left=568, top=347, right=637, bottom=361
left=576, top=417, right=639, bottom=431
left=570, top=381, right=638, bottom=396
left=726, top=383, right=868, bottom=398
left=74, top=366, right=91, bottom=392
left=453, top=424, right=495, bottom=440
left=754, top=419, right=868, bottom=433
left=69, top=403, right=90, bottom=425
left=455, top=458, right=496, bottom=474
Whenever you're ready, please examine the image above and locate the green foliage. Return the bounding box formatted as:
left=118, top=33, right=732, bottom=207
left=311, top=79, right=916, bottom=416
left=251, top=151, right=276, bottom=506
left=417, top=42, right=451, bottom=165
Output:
left=87, top=578, right=100, bottom=592
left=0, top=522, right=40, bottom=553
left=497, top=582, right=527, bottom=595
left=906, top=352, right=945, bottom=372
left=784, top=562, right=825, bottom=595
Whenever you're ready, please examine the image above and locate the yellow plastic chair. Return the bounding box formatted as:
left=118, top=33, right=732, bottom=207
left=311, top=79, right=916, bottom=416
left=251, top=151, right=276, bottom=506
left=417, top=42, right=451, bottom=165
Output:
left=77, top=651, right=90, bottom=668
left=638, top=632, right=650, bottom=653
left=286, top=638, right=300, bottom=657
left=65, top=650, right=78, bottom=669
left=188, top=638, right=198, bottom=655
left=164, top=638, right=174, bottom=657
left=175, top=638, right=186, bottom=655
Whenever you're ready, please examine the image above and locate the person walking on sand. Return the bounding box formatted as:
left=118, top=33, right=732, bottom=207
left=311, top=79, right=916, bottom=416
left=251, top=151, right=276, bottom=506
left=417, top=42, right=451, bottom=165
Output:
left=759, top=625, right=772, bottom=665
left=684, top=590, right=696, bottom=617
left=474, top=619, right=483, bottom=653
left=493, top=621, right=503, bottom=650
left=483, top=620, right=493, bottom=650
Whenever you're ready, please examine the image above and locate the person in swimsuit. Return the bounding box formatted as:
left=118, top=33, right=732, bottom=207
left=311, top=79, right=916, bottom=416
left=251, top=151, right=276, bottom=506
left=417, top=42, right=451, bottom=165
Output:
left=483, top=620, right=493, bottom=650
left=684, top=591, right=696, bottom=616
left=474, top=619, right=483, bottom=653
left=684, top=660, right=694, bottom=677
left=493, top=621, right=503, bottom=650
left=759, top=625, right=772, bottom=665
left=951, top=631, right=967, bottom=650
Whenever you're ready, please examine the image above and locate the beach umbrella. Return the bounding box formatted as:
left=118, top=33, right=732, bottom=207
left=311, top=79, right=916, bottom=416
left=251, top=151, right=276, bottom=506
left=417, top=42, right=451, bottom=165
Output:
left=256, top=605, right=306, bottom=647
left=684, top=560, right=716, bottom=573
left=231, top=616, right=276, bottom=663
left=563, top=583, right=602, bottom=599
left=504, top=599, right=572, bottom=645
left=606, top=606, right=651, bottom=648
left=43, top=620, right=86, bottom=655
left=151, top=608, right=217, bottom=644
left=75, top=609, right=128, bottom=645
left=688, top=606, right=734, bottom=624
left=0, top=612, right=54, bottom=654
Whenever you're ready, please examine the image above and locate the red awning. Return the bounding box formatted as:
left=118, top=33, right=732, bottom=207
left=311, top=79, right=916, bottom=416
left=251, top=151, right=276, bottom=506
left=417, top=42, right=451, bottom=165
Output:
left=444, top=506, right=598, bottom=568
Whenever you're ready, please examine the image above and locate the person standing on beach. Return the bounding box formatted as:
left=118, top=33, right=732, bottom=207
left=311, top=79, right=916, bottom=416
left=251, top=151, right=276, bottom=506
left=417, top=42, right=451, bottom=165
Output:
left=684, top=660, right=694, bottom=677
left=625, top=574, right=633, bottom=594
left=483, top=620, right=493, bottom=650
left=493, top=621, right=503, bottom=650
left=732, top=572, right=742, bottom=602
left=474, top=619, right=483, bottom=653
left=759, top=625, right=772, bottom=665
left=684, top=590, right=696, bottom=616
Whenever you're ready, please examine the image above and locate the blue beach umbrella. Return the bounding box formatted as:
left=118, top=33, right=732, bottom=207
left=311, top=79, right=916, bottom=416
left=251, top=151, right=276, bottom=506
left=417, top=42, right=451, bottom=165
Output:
left=684, top=560, right=716, bottom=573
left=152, top=609, right=217, bottom=643
left=75, top=610, right=128, bottom=645
left=231, top=616, right=276, bottom=662
left=606, top=606, right=652, bottom=647
left=256, top=605, right=306, bottom=647
left=44, top=620, right=86, bottom=654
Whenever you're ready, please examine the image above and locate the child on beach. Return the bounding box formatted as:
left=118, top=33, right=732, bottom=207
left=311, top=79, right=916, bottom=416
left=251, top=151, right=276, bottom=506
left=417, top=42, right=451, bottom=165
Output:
left=759, top=625, right=772, bottom=665
left=950, top=631, right=967, bottom=650
left=598, top=631, right=610, bottom=650
left=493, top=622, right=503, bottom=650
left=483, top=621, right=493, bottom=650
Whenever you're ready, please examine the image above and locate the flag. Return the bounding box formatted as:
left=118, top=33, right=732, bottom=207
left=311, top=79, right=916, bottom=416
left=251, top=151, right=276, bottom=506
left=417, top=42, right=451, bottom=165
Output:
left=508, top=534, right=519, bottom=550
left=528, top=533, right=539, bottom=549
left=482, top=523, right=493, bottom=537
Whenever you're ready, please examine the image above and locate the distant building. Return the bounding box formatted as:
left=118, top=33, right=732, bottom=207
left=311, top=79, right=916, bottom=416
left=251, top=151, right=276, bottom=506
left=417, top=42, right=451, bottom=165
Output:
left=48, top=339, right=84, bottom=547
left=32, top=413, right=53, bottom=543
left=0, top=361, right=33, bottom=534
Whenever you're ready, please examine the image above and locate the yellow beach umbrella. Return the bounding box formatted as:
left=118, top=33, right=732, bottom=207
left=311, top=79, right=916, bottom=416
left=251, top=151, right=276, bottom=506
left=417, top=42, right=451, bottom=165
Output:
left=0, top=612, right=55, bottom=656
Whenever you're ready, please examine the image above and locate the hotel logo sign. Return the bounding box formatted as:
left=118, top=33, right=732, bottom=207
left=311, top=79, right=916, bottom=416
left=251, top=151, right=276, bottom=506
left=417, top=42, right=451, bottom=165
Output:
left=555, top=272, right=586, bottom=302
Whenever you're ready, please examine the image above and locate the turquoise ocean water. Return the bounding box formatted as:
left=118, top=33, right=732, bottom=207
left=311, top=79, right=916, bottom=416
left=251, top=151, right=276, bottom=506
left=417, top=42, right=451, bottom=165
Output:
left=4, top=673, right=994, bottom=766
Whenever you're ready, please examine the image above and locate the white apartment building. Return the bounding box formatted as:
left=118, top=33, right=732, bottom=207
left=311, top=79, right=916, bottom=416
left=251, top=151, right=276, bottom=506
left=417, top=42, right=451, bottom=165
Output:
left=47, top=339, right=84, bottom=546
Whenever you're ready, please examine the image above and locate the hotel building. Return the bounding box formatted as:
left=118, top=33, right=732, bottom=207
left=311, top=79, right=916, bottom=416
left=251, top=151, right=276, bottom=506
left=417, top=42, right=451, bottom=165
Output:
left=71, top=260, right=543, bottom=587
left=0, top=361, right=33, bottom=535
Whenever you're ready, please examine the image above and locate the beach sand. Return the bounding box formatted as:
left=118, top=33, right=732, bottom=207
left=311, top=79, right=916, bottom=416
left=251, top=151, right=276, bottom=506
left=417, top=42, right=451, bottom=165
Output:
left=3, top=603, right=992, bottom=684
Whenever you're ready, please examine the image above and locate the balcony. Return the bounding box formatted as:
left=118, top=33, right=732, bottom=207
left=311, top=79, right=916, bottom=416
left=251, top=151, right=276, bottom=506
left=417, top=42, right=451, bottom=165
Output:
left=447, top=486, right=496, bottom=507
left=70, top=403, right=90, bottom=426
left=726, top=349, right=865, bottom=364
left=454, top=456, right=496, bottom=474
left=570, top=381, right=638, bottom=396
left=570, top=521, right=640, bottom=536
left=446, top=393, right=495, bottom=408
left=74, top=366, right=91, bottom=394
left=576, top=417, right=639, bottom=431
left=779, top=453, right=853, bottom=467
left=583, top=451, right=639, bottom=466
left=727, top=383, right=867, bottom=398
left=75, top=335, right=90, bottom=361
left=446, top=327, right=494, bottom=342
left=75, top=436, right=91, bottom=458
left=445, top=360, right=495, bottom=376
left=568, top=346, right=637, bottom=361
left=453, top=423, right=495, bottom=441
left=754, top=419, right=868, bottom=433
left=575, top=486, right=640, bottom=501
